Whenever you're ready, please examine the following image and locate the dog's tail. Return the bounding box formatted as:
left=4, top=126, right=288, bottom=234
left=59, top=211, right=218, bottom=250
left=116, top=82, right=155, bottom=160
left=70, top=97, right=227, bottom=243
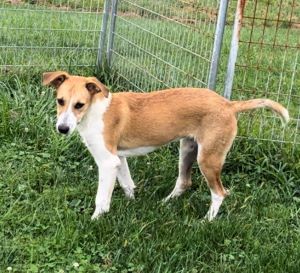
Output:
left=230, top=99, right=289, bottom=125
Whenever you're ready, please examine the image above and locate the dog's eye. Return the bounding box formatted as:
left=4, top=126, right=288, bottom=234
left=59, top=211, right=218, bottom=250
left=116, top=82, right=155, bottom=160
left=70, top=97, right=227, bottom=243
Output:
left=57, top=98, right=64, bottom=106
left=74, top=102, right=85, bottom=110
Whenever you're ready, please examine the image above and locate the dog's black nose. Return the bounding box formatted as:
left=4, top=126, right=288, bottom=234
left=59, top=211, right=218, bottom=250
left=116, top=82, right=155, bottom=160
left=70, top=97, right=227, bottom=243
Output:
left=58, top=124, right=69, bottom=134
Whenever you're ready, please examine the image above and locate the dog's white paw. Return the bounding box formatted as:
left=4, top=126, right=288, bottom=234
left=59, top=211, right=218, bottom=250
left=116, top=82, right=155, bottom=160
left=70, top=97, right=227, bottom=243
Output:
left=225, top=188, right=231, bottom=196
left=91, top=205, right=109, bottom=220
left=91, top=211, right=101, bottom=220
left=204, top=192, right=225, bottom=221
left=163, top=187, right=184, bottom=202
left=204, top=210, right=215, bottom=222
left=124, top=187, right=135, bottom=199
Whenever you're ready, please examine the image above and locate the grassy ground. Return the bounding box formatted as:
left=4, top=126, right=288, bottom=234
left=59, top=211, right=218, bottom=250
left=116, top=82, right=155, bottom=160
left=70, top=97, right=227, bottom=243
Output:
left=1, top=1, right=300, bottom=273
left=1, top=79, right=299, bottom=272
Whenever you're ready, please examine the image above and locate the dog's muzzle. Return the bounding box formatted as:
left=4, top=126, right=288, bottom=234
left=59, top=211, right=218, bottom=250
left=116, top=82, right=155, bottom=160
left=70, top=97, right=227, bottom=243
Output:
left=57, top=124, right=70, bottom=134
left=56, top=110, right=77, bottom=135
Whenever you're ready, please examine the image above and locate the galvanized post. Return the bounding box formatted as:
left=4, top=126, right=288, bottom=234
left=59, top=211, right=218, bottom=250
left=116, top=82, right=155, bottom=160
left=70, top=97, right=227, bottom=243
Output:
left=223, top=0, right=246, bottom=99
left=107, top=0, right=119, bottom=67
left=208, top=0, right=229, bottom=91
left=96, top=0, right=111, bottom=69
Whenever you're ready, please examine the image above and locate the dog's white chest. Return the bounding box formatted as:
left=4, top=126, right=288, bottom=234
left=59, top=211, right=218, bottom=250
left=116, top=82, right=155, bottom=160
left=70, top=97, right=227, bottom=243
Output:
left=77, top=97, right=114, bottom=164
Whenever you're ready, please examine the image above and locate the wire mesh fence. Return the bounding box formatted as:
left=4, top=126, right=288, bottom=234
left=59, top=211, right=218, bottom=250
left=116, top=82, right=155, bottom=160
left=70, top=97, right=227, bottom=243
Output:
left=229, top=0, right=299, bottom=146
left=109, top=0, right=220, bottom=91
left=0, top=0, right=104, bottom=80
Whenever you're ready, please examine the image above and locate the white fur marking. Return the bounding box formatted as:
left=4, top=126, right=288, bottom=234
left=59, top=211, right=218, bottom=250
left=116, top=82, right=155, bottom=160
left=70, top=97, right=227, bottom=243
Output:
left=92, top=160, right=118, bottom=220
left=77, top=94, right=121, bottom=219
left=77, top=94, right=117, bottom=165
left=164, top=177, right=185, bottom=202
left=56, top=98, right=77, bottom=133
left=281, top=108, right=290, bottom=125
left=117, top=146, right=156, bottom=157
left=197, top=143, right=202, bottom=159
left=205, top=190, right=224, bottom=221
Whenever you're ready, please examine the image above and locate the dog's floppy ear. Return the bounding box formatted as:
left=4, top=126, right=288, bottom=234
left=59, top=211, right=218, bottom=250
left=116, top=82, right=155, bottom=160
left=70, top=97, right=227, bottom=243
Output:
left=86, top=77, right=109, bottom=98
left=42, top=71, right=69, bottom=89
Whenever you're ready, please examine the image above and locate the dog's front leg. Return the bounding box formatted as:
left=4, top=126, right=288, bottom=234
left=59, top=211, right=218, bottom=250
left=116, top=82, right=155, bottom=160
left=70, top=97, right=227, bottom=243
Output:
left=91, top=155, right=120, bottom=220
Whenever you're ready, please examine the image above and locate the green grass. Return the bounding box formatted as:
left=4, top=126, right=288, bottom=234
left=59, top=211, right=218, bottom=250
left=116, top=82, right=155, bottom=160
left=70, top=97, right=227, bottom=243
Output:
left=1, top=1, right=300, bottom=273
left=1, top=80, right=300, bottom=272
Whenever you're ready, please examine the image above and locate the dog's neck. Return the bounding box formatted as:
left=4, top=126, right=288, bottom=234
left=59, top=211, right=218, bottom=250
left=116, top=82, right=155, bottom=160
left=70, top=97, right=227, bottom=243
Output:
left=77, top=93, right=112, bottom=137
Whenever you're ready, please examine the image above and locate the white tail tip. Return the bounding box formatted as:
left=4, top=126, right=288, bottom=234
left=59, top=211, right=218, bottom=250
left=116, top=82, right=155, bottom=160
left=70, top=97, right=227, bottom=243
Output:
left=282, top=108, right=290, bottom=125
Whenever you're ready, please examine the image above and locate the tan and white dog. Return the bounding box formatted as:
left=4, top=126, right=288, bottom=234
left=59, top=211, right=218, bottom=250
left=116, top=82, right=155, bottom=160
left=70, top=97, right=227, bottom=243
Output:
left=42, top=71, right=289, bottom=221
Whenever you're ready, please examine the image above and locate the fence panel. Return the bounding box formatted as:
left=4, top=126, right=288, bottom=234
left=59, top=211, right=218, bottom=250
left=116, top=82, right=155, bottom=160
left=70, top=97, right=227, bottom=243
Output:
left=109, top=0, right=220, bottom=91
left=0, top=0, right=104, bottom=79
left=229, top=0, right=299, bottom=145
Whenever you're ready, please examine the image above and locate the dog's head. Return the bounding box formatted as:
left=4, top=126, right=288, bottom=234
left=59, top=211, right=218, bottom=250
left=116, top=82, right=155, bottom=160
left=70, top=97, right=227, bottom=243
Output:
left=43, top=71, right=109, bottom=135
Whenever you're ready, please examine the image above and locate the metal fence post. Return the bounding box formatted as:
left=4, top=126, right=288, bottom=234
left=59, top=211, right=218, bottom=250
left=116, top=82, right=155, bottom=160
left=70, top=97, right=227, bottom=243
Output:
left=96, top=0, right=111, bottom=69
left=208, top=0, right=229, bottom=91
left=107, top=0, right=119, bottom=67
left=223, top=0, right=246, bottom=99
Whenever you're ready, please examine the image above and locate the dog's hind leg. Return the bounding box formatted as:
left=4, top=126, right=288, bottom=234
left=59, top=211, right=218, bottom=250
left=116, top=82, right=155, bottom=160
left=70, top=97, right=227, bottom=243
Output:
left=117, top=156, right=136, bottom=199
left=164, top=137, right=198, bottom=201
left=197, top=125, right=236, bottom=221
left=198, top=152, right=227, bottom=221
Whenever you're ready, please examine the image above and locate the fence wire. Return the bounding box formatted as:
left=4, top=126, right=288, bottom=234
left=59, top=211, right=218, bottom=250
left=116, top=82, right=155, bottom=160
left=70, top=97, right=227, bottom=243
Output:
left=110, top=0, right=220, bottom=91
left=230, top=0, right=299, bottom=146
left=0, top=0, right=104, bottom=79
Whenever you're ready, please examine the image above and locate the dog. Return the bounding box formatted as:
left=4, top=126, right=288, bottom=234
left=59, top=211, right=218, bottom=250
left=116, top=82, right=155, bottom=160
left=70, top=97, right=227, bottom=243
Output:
left=42, top=71, right=289, bottom=221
